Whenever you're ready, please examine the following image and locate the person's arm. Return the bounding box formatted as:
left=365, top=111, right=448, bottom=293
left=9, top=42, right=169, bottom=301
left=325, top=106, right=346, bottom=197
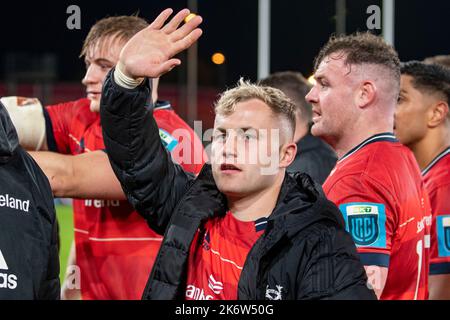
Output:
left=326, top=174, right=398, bottom=299
left=101, top=8, right=203, bottom=234
left=29, top=150, right=126, bottom=200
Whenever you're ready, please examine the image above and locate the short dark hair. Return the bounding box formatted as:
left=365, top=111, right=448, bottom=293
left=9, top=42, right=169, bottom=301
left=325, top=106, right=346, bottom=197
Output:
left=314, top=32, right=400, bottom=83
left=80, top=15, right=148, bottom=57
left=259, top=71, right=312, bottom=124
left=401, top=61, right=450, bottom=107
left=423, top=55, right=450, bottom=69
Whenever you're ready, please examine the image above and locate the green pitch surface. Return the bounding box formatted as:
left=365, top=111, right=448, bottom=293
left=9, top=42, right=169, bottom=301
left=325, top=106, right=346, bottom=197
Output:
left=56, top=204, right=74, bottom=283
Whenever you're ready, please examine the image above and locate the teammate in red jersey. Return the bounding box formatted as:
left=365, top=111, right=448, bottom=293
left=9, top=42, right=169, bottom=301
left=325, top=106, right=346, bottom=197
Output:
left=2, top=13, right=205, bottom=299
left=394, top=61, right=450, bottom=299
left=306, top=33, right=432, bottom=300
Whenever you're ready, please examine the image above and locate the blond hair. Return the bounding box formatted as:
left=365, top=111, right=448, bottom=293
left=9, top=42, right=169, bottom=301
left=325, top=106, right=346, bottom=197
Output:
left=214, top=79, right=296, bottom=138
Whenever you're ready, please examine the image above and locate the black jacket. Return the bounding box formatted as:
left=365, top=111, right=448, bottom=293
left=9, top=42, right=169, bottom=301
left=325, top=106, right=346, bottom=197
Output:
left=0, top=102, right=60, bottom=299
left=101, top=71, right=376, bottom=300
left=288, top=133, right=337, bottom=184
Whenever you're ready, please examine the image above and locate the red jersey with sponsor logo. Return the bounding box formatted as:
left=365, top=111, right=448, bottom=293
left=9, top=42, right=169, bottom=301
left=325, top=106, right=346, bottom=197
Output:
left=45, top=98, right=205, bottom=300
left=185, top=211, right=267, bottom=300
left=422, top=147, right=450, bottom=275
left=323, top=133, right=431, bottom=300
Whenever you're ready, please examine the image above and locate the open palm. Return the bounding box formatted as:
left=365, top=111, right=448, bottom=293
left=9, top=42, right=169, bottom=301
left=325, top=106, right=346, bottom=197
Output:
left=119, top=8, right=203, bottom=79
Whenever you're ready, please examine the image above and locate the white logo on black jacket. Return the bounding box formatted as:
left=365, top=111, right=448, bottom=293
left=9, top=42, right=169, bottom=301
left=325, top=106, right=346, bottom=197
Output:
left=0, top=194, right=30, bottom=213
left=0, top=249, right=18, bottom=290
left=265, top=285, right=283, bottom=300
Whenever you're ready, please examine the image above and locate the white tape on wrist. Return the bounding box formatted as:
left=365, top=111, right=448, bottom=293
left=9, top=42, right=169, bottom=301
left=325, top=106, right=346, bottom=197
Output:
left=114, top=64, right=144, bottom=89
left=0, top=96, right=46, bottom=150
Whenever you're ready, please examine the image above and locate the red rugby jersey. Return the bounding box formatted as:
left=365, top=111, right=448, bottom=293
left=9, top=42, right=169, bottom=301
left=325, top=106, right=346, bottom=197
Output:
left=323, top=133, right=431, bottom=300
left=185, top=212, right=267, bottom=300
left=422, top=147, right=450, bottom=275
left=45, top=98, right=206, bottom=299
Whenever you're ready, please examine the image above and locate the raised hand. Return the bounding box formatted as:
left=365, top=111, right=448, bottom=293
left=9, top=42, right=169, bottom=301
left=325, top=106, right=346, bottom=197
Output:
left=118, top=8, right=203, bottom=79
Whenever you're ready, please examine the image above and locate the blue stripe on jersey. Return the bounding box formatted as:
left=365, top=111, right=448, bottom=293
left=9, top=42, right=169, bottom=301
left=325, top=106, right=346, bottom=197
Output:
left=430, top=262, right=450, bottom=275
left=359, top=252, right=390, bottom=268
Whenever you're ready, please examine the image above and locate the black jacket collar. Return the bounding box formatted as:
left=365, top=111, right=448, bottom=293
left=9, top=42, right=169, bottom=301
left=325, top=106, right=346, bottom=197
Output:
left=189, top=164, right=341, bottom=240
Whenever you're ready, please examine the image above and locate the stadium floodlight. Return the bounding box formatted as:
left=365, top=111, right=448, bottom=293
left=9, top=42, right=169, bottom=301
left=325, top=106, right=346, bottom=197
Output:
left=211, top=52, right=226, bottom=65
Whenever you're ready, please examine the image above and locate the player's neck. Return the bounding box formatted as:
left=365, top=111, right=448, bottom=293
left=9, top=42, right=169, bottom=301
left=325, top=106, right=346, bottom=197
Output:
left=410, top=127, right=450, bottom=170
left=332, top=107, right=395, bottom=158
left=227, top=174, right=284, bottom=222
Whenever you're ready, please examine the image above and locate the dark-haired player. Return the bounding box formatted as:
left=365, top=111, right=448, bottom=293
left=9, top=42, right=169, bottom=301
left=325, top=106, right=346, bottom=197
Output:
left=395, top=61, right=450, bottom=299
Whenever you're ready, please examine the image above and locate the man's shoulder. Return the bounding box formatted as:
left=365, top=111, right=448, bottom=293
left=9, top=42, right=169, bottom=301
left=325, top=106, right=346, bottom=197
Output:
left=45, top=98, right=97, bottom=128
left=327, top=141, right=418, bottom=191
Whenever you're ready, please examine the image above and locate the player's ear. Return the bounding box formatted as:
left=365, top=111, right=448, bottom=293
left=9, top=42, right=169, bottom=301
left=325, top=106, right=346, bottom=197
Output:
left=355, top=81, right=376, bottom=109
left=279, top=142, right=297, bottom=169
left=428, top=101, right=449, bottom=128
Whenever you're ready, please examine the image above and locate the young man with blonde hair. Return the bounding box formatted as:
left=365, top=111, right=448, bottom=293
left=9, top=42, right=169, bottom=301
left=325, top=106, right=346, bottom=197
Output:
left=100, top=9, right=375, bottom=300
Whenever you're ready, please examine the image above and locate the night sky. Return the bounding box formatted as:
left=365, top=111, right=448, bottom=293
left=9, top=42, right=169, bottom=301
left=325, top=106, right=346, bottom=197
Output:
left=0, top=0, right=449, bottom=90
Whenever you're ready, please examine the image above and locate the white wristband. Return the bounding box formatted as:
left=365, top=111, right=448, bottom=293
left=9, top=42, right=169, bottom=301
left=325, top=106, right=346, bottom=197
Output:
left=114, top=64, right=144, bottom=89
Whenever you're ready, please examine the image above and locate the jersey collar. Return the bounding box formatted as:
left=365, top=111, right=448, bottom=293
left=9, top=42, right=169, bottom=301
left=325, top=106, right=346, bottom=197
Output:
left=339, top=132, right=398, bottom=163
left=421, top=146, right=450, bottom=176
